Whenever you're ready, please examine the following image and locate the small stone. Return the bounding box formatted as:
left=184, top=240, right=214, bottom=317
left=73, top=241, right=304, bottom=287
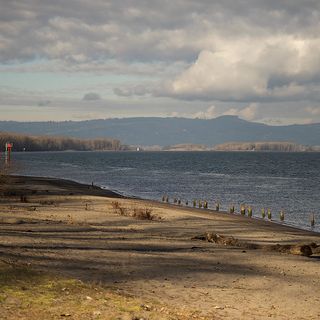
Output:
left=140, top=304, right=151, bottom=311
left=214, top=306, right=224, bottom=310
left=5, top=297, right=21, bottom=305
left=86, top=296, right=93, bottom=300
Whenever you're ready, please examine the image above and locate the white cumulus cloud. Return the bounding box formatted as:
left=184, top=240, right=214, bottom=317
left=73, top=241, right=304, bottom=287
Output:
left=192, top=106, right=218, bottom=119
left=223, top=104, right=259, bottom=121
left=166, top=35, right=320, bottom=103
left=305, top=106, right=320, bottom=115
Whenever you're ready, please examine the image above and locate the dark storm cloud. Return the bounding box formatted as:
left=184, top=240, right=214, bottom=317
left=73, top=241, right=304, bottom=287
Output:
left=82, top=92, right=101, bottom=101
left=1, top=0, right=320, bottom=104
left=37, top=100, right=51, bottom=107
left=0, top=0, right=202, bottom=63
left=1, top=0, right=319, bottom=64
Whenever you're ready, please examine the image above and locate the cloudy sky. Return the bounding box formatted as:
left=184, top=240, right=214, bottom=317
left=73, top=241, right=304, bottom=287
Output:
left=1, top=0, right=320, bottom=124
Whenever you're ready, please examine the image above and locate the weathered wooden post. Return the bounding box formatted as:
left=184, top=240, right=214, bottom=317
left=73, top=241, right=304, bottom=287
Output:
left=204, top=200, right=208, bottom=209
left=178, top=199, right=181, bottom=205
left=267, top=208, right=272, bottom=220
left=165, top=196, right=169, bottom=203
left=198, top=200, right=202, bottom=208
left=261, top=208, right=266, bottom=219
left=193, top=199, right=196, bottom=207
left=229, top=205, right=235, bottom=213
left=280, top=210, right=285, bottom=222
left=241, top=205, right=246, bottom=215
left=162, top=195, right=165, bottom=202
left=215, top=202, right=220, bottom=211
left=248, top=206, right=252, bottom=218
left=310, top=213, right=315, bottom=227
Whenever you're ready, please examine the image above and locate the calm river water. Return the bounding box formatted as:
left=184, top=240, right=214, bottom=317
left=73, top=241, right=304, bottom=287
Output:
left=10, top=151, right=320, bottom=232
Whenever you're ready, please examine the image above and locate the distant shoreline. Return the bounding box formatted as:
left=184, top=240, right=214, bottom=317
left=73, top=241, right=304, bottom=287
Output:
left=9, top=149, right=320, bottom=153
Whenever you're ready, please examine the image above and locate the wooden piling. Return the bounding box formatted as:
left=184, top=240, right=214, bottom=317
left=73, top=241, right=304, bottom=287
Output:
left=280, top=210, right=284, bottom=222
left=311, top=213, right=315, bottom=227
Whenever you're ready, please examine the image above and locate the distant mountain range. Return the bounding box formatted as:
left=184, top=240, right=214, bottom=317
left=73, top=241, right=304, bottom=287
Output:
left=0, top=116, right=319, bottom=147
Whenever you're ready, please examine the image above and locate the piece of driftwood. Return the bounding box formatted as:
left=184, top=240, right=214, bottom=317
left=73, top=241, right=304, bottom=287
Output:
left=192, top=232, right=319, bottom=257
left=270, top=244, right=313, bottom=256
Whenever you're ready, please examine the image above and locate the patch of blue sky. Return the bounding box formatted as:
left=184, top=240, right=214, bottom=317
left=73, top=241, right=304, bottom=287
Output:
left=0, top=70, right=146, bottom=98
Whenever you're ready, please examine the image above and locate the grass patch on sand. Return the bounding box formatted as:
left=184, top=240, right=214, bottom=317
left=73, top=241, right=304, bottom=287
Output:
left=0, top=262, right=207, bottom=320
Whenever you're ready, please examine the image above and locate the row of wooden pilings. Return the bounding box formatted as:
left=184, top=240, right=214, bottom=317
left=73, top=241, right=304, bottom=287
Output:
left=161, top=195, right=316, bottom=227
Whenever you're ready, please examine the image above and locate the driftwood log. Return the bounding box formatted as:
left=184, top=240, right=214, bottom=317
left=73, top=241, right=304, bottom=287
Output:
left=192, top=232, right=319, bottom=257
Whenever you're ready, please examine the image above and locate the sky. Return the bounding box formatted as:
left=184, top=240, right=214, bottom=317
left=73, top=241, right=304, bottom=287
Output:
left=0, top=0, right=320, bottom=124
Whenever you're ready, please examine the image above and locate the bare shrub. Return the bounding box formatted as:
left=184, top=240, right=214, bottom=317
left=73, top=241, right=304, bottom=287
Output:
left=111, top=201, right=127, bottom=216
left=132, top=207, right=155, bottom=220
left=111, top=201, right=160, bottom=221
left=111, top=201, right=120, bottom=210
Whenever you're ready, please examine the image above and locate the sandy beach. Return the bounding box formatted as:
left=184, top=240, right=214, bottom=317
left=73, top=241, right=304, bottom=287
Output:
left=0, top=175, right=319, bottom=320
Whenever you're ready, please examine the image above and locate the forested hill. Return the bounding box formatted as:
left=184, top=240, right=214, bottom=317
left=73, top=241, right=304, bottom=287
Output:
left=0, top=116, right=319, bottom=146
left=0, top=132, right=121, bottom=152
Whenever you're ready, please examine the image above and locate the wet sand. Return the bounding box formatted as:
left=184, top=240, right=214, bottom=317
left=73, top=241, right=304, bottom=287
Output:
left=0, top=175, right=319, bottom=319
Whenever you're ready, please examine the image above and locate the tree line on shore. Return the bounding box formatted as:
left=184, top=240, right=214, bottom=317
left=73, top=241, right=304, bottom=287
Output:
left=0, top=132, right=121, bottom=152
left=138, top=142, right=320, bottom=152
left=212, top=141, right=320, bottom=152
